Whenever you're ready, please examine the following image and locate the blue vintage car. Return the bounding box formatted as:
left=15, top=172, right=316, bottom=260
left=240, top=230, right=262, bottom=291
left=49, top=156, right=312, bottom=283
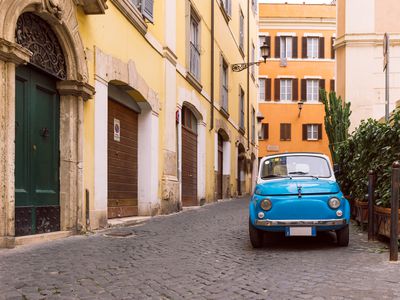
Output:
left=249, top=152, right=350, bottom=248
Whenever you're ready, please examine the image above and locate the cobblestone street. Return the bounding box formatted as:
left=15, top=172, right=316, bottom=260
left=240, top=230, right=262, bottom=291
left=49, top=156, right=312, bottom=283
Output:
left=1, top=197, right=399, bottom=299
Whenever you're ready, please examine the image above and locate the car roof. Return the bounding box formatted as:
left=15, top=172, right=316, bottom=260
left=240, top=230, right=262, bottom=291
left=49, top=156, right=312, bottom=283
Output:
left=259, top=152, right=330, bottom=163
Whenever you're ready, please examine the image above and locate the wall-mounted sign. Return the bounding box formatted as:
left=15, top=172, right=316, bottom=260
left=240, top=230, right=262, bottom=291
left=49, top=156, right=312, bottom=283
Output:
left=267, top=145, right=279, bottom=152
left=114, top=118, right=120, bottom=142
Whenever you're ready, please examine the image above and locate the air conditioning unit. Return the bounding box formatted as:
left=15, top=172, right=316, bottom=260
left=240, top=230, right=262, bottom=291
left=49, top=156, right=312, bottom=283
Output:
left=280, top=58, right=287, bottom=67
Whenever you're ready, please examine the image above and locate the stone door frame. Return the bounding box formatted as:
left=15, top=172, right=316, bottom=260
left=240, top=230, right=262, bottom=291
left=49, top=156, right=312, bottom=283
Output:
left=0, top=1, right=94, bottom=248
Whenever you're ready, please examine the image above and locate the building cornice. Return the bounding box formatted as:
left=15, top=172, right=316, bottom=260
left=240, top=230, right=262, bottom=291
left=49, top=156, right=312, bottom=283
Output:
left=259, top=17, right=336, bottom=31
left=335, top=33, right=400, bottom=49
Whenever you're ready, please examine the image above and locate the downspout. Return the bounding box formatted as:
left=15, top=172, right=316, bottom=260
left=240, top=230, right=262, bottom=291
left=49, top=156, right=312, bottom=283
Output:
left=246, top=0, right=250, bottom=149
left=210, top=0, right=215, bottom=131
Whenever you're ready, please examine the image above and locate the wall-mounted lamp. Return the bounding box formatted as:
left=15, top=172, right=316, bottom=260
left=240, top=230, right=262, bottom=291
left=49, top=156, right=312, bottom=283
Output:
left=298, top=101, right=304, bottom=117
left=232, top=41, right=270, bottom=72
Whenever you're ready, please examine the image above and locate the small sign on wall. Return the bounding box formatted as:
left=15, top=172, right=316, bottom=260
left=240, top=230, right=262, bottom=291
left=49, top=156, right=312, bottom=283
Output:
left=114, top=118, right=120, bottom=142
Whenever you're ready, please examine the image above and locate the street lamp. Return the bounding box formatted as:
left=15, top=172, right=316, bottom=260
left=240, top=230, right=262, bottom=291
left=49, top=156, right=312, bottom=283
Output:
left=232, top=41, right=270, bottom=72
left=298, top=101, right=304, bottom=117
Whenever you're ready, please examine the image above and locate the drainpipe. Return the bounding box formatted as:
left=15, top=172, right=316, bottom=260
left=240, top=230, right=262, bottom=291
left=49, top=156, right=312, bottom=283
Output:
left=246, top=0, right=250, bottom=150
left=210, top=0, right=215, bottom=131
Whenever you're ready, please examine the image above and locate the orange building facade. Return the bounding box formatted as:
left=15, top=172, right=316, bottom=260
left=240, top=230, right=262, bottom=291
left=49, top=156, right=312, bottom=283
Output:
left=258, top=3, right=336, bottom=161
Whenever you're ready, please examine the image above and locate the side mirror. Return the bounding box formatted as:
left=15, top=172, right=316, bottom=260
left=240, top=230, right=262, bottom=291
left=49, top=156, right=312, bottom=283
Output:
left=333, top=164, right=342, bottom=176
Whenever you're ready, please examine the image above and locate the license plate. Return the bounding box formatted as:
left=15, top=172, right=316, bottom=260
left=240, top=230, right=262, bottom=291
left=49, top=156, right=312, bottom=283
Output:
left=285, top=227, right=315, bottom=236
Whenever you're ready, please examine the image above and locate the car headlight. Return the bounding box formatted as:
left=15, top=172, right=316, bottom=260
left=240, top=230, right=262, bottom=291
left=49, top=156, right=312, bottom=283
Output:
left=328, top=197, right=341, bottom=209
left=260, top=198, right=272, bottom=211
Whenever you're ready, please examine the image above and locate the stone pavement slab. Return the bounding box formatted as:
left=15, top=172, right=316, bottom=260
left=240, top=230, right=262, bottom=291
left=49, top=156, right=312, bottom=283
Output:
left=0, top=197, right=399, bottom=299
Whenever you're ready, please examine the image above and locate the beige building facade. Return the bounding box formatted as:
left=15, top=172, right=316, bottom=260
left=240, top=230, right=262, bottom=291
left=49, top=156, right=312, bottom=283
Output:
left=336, top=0, right=400, bottom=130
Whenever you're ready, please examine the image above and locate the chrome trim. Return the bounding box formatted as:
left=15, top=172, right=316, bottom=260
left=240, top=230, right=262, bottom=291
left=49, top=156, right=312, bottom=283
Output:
left=255, top=218, right=347, bottom=227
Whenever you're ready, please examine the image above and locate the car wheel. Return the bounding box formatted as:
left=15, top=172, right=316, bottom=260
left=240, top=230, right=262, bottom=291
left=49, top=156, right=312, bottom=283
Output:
left=249, top=218, right=264, bottom=248
left=336, top=224, right=349, bottom=247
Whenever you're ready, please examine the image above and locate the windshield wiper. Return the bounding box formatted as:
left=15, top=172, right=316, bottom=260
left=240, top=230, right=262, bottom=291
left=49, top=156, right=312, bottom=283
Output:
left=288, top=171, right=319, bottom=179
left=261, top=174, right=286, bottom=179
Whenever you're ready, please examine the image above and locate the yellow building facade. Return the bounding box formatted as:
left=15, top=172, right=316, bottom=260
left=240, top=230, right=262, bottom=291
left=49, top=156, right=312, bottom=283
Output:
left=0, top=0, right=258, bottom=247
left=258, top=3, right=335, bottom=160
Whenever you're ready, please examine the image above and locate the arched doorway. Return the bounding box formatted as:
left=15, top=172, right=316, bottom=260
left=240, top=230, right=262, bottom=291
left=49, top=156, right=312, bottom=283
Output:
left=237, top=144, right=246, bottom=196
left=181, top=106, right=198, bottom=206
left=217, top=133, right=224, bottom=199
left=14, top=13, right=65, bottom=236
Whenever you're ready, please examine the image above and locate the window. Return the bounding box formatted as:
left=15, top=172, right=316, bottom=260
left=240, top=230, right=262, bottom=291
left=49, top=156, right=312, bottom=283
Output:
left=259, top=123, right=269, bottom=140
left=280, top=36, right=292, bottom=59
left=189, top=10, right=200, bottom=80
left=221, top=58, right=229, bottom=111
left=259, top=79, right=265, bottom=101
left=182, top=106, right=197, bottom=133
left=239, top=10, right=244, bottom=51
left=307, top=37, right=319, bottom=59
left=239, top=88, right=245, bottom=130
left=130, top=0, right=154, bottom=23
left=280, top=79, right=292, bottom=101
left=251, top=0, right=257, bottom=14
left=221, top=0, right=232, bottom=16
left=252, top=108, right=256, bottom=143
left=306, top=79, right=319, bottom=102
left=251, top=43, right=255, bottom=77
left=303, top=124, right=322, bottom=141
left=280, top=123, right=291, bottom=141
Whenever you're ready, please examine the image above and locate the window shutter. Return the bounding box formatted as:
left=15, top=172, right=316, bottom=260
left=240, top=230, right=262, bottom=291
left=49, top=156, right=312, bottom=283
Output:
left=265, top=124, right=269, bottom=139
left=301, top=79, right=307, bottom=101
left=319, top=79, right=325, bottom=101
left=228, top=0, right=232, bottom=16
left=287, top=124, right=291, bottom=140
left=265, top=36, right=271, bottom=58
left=331, top=37, right=335, bottom=59
left=292, top=37, right=298, bottom=59
left=319, top=37, right=325, bottom=59
left=140, top=0, right=154, bottom=23
left=266, top=78, right=271, bottom=101
left=302, top=124, right=307, bottom=140
left=274, top=78, right=280, bottom=101
left=330, top=79, right=335, bottom=92
left=302, top=37, right=307, bottom=58
left=275, top=36, right=280, bottom=58
left=280, top=124, right=284, bottom=140
left=292, top=79, right=298, bottom=101
left=318, top=124, right=323, bottom=140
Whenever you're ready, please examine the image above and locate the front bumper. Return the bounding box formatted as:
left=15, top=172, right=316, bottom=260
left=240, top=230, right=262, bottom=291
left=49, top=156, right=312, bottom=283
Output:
left=255, top=218, right=347, bottom=227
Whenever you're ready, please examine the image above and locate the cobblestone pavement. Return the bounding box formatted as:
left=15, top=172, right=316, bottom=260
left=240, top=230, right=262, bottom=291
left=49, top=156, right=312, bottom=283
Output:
left=1, top=197, right=400, bottom=300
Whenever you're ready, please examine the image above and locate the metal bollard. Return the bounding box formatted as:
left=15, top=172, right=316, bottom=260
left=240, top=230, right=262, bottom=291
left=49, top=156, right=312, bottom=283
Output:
left=368, top=170, right=375, bottom=241
left=390, top=161, right=400, bottom=261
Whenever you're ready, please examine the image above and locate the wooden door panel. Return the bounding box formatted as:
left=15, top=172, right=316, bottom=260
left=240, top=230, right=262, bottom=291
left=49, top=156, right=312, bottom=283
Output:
left=182, top=127, right=197, bottom=206
left=108, top=99, right=138, bottom=218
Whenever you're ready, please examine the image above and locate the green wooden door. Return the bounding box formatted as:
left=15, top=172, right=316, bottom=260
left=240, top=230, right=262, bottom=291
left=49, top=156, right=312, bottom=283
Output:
left=15, top=65, right=60, bottom=236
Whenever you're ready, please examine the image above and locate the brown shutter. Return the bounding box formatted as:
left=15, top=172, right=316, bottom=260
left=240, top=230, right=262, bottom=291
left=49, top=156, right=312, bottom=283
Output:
left=319, top=37, right=325, bottom=59
left=302, top=124, right=307, bottom=140
left=319, top=79, right=325, bottom=101
left=287, top=124, right=291, bottom=140
left=292, top=37, right=298, bottom=58
left=280, top=124, right=284, bottom=140
left=331, top=37, right=335, bottom=59
left=274, top=78, right=280, bottom=101
left=292, top=79, right=298, bottom=101
left=318, top=124, right=323, bottom=140
left=264, top=124, right=269, bottom=139
left=266, top=78, right=271, bottom=101
left=266, top=36, right=271, bottom=58
left=275, top=36, right=280, bottom=58
left=302, top=37, right=307, bottom=58
left=301, top=79, right=307, bottom=101
left=330, top=79, right=335, bottom=92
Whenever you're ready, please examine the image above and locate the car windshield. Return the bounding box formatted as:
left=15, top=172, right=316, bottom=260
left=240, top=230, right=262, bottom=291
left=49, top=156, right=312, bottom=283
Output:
left=260, top=155, right=331, bottom=179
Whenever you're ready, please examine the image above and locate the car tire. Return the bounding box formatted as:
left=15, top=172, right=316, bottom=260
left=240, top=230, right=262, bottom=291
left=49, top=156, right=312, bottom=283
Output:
left=336, top=224, right=349, bottom=247
left=249, top=218, right=264, bottom=248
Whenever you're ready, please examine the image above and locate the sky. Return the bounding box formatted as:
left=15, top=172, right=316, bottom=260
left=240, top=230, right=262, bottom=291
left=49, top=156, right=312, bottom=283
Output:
left=258, top=0, right=333, bottom=4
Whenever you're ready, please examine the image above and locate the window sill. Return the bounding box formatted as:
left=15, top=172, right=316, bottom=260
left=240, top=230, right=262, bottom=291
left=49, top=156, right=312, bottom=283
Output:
left=239, top=127, right=245, bottom=135
left=280, top=139, right=291, bottom=141
left=219, top=107, right=230, bottom=119
left=186, top=72, right=203, bottom=93
left=110, top=0, right=147, bottom=36
left=76, top=0, right=108, bottom=14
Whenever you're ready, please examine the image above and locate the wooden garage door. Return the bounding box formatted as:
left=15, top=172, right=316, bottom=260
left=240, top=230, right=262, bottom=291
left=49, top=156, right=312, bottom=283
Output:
left=108, top=99, right=138, bottom=218
left=182, top=107, right=198, bottom=206
left=217, top=135, right=223, bottom=199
